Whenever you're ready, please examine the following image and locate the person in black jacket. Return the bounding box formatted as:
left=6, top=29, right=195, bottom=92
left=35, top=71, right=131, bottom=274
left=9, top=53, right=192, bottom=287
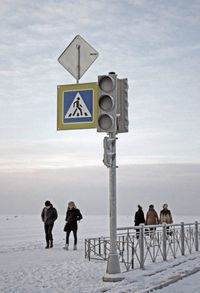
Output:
left=63, top=201, right=82, bottom=250
left=134, top=205, right=145, bottom=238
left=41, top=200, right=58, bottom=249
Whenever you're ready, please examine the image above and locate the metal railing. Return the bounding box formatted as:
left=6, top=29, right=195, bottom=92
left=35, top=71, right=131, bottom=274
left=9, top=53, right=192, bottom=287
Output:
left=85, top=222, right=200, bottom=272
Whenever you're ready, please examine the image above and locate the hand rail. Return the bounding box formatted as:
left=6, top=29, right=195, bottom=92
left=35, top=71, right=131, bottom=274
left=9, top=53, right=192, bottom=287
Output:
left=85, top=222, right=199, bottom=272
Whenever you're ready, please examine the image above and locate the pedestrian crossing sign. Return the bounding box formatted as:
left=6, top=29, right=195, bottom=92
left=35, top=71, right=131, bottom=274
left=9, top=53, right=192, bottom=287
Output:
left=57, top=82, right=97, bottom=130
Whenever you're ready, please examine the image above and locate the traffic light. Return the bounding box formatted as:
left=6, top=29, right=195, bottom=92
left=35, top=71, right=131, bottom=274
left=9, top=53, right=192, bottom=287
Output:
left=117, top=78, right=129, bottom=133
left=103, top=136, right=115, bottom=168
left=97, top=73, right=117, bottom=133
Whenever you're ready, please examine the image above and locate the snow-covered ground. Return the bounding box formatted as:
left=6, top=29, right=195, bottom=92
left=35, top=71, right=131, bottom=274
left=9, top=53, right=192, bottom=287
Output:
left=0, top=214, right=200, bottom=293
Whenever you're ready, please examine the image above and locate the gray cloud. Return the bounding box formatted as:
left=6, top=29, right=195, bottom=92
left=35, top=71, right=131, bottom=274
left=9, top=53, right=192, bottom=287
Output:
left=0, top=164, right=199, bottom=217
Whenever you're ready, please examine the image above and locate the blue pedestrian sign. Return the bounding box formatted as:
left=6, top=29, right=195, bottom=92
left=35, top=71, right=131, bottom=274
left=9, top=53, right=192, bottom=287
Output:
left=57, top=82, right=97, bottom=130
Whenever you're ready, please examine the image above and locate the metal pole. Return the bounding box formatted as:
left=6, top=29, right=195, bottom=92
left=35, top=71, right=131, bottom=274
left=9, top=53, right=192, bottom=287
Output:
left=195, top=221, right=199, bottom=252
left=162, top=224, right=167, bottom=261
left=103, top=132, right=124, bottom=282
left=139, top=224, right=144, bottom=269
left=181, top=222, right=185, bottom=256
left=76, top=44, right=80, bottom=83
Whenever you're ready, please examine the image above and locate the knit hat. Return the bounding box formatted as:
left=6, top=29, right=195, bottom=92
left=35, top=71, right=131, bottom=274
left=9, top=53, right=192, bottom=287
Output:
left=45, top=200, right=51, bottom=207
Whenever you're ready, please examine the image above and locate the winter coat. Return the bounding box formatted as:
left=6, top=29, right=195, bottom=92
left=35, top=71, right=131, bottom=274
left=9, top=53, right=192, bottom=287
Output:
left=160, top=209, right=173, bottom=224
left=65, top=208, right=82, bottom=231
left=41, top=205, right=58, bottom=225
left=134, top=209, right=145, bottom=226
left=145, top=208, right=159, bottom=225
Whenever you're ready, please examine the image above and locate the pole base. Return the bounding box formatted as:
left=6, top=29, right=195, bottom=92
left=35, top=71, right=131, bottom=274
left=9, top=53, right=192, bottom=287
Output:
left=102, top=253, right=124, bottom=282
left=106, top=253, right=121, bottom=274
left=103, top=273, right=124, bottom=282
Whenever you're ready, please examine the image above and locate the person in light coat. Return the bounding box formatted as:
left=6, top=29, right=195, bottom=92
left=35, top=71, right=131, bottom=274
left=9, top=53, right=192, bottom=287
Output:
left=146, top=204, right=159, bottom=225
left=145, top=204, right=159, bottom=238
left=160, top=203, right=173, bottom=235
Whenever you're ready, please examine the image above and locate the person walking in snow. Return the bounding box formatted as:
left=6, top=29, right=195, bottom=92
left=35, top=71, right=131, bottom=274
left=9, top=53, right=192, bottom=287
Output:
left=160, top=203, right=173, bottom=235
left=41, top=200, right=58, bottom=249
left=63, top=201, right=82, bottom=250
left=134, top=205, right=145, bottom=238
left=145, top=204, right=159, bottom=238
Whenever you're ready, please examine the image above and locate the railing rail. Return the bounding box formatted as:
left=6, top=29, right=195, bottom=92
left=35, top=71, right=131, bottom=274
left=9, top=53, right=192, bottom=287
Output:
left=85, top=222, right=200, bottom=272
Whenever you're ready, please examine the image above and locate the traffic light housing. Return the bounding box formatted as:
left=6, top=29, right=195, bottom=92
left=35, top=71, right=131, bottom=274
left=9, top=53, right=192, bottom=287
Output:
left=97, top=73, right=117, bottom=133
left=117, top=78, right=129, bottom=133
left=103, top=136, right=115, bottom=168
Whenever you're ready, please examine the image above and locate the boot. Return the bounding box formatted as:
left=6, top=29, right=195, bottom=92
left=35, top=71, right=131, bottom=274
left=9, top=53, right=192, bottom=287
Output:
left=49, top=240, right=53, bottom=248
left=45, top=235, right=49, bottom=249
left=45, top=241, right=49, bottom=249
left=73, top=245, right=77, bottom=250
left=63, top=244, right=69, bottom=250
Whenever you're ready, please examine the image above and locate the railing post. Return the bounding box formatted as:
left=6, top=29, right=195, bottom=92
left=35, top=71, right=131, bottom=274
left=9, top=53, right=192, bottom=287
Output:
left=131, top=241, right=134, bottom=269
left=162, top=224, right=167, bottom=261
left=104, top=240, right=107, bottom=260
left=181, top=222, right=185, bottom=256
left=127, top=229, right=129, bottom=266
left=99, top=237, right=101, bottom=255
left=94, top=239, right=96, bottom=254
left=195, top=221, right=199, bottom=252
left=139, top=224, right=144, bottom=269
left=88, top=239, right=91, bottom=260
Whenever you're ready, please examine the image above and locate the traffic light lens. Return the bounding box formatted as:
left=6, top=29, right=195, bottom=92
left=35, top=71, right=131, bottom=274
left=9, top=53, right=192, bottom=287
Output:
left=98, top=114, right=113, bottom=131
left=99, top=95, right=114, bottom=111
left=99, top=76, right=114, bottom=92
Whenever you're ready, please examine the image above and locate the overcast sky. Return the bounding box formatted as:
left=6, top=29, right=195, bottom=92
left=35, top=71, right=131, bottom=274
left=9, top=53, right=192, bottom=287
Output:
left=0, top=0, right=200, bottom=216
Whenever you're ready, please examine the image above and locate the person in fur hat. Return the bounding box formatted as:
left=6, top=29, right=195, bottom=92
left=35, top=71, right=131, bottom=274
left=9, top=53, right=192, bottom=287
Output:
left=41, top=200, right=58, bottom=249
left=160, top=204, right=173, bottom=224
left=160, top=203, right=173, bottom=235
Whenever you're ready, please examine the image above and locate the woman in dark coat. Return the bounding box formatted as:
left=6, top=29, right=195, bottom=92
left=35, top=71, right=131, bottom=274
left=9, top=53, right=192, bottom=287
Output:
left=63, top=201, right=82, bottom=250
left=134, top=205, right=145, bottom=238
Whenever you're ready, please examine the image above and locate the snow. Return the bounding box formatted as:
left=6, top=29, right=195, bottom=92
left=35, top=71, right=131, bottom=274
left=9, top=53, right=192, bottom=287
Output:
left=0, top=215, right=200, bottom=292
